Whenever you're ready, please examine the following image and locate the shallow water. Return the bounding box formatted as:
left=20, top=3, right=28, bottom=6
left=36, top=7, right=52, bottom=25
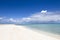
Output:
left=21, top=24, right=60, bottom=35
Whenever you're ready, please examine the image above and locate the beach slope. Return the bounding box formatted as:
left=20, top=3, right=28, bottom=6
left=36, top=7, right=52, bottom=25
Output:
left=0, top=24, right=59, bottom=40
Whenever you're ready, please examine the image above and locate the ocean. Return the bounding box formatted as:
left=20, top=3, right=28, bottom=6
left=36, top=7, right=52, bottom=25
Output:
left=21, top=24, right=60, bottom=35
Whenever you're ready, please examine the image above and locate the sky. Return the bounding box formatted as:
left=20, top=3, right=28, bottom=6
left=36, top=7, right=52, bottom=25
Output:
left=0, top=0, right=60, bottom=24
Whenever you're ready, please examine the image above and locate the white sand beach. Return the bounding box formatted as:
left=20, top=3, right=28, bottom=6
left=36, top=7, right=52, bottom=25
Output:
left=0, top=24, right=60, bottom=40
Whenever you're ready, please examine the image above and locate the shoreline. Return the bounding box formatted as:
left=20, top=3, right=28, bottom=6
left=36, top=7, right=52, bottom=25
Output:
left=29, top=27, right=60, bottom=39
left=24, top=26, right=60, bottom=37
left=19, top=25, right=60, bottom=36
left=17, top=25, right=60, bottom=40
left=0, top=24, right=60, bottom=40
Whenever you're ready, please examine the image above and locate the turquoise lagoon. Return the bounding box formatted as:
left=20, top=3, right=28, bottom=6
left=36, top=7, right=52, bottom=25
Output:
left=21, top=24, right=60, bottom=35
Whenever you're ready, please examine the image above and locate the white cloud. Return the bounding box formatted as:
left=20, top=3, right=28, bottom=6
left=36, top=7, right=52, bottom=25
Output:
left=41, top=10, right=47, bottom=14
left=9, top=18, right=17, bottom=22
left=0, top=17, right=17, bottom=23
left=20, top=10, right=60, bottom=23
left=0, top=10, right=60, bottom=24
left=0, top=17, right=3, bottom=19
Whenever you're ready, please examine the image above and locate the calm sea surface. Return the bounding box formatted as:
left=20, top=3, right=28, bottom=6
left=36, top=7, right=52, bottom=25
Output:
left=21, top=24, right=60, bottom=35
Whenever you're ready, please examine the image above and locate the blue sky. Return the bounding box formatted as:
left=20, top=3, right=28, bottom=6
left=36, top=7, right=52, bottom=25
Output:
left=0, top=0, right=60, bottom=24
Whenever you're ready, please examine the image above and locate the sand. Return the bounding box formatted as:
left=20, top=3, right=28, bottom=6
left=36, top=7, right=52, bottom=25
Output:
left=0, top=24, right=60, bottom=40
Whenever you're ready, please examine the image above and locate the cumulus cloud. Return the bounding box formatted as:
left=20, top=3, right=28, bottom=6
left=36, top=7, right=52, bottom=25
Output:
left=9, top=18, right=17, bottom=22
left=20, top=10, right=60, bottom=24
left=0, top=17, right=3, bottom=19
left=0, top=17, right=17, bottom=24
left=0, top=10, right=60, bottom=24
left=41, top=10, right=47, bottom=14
